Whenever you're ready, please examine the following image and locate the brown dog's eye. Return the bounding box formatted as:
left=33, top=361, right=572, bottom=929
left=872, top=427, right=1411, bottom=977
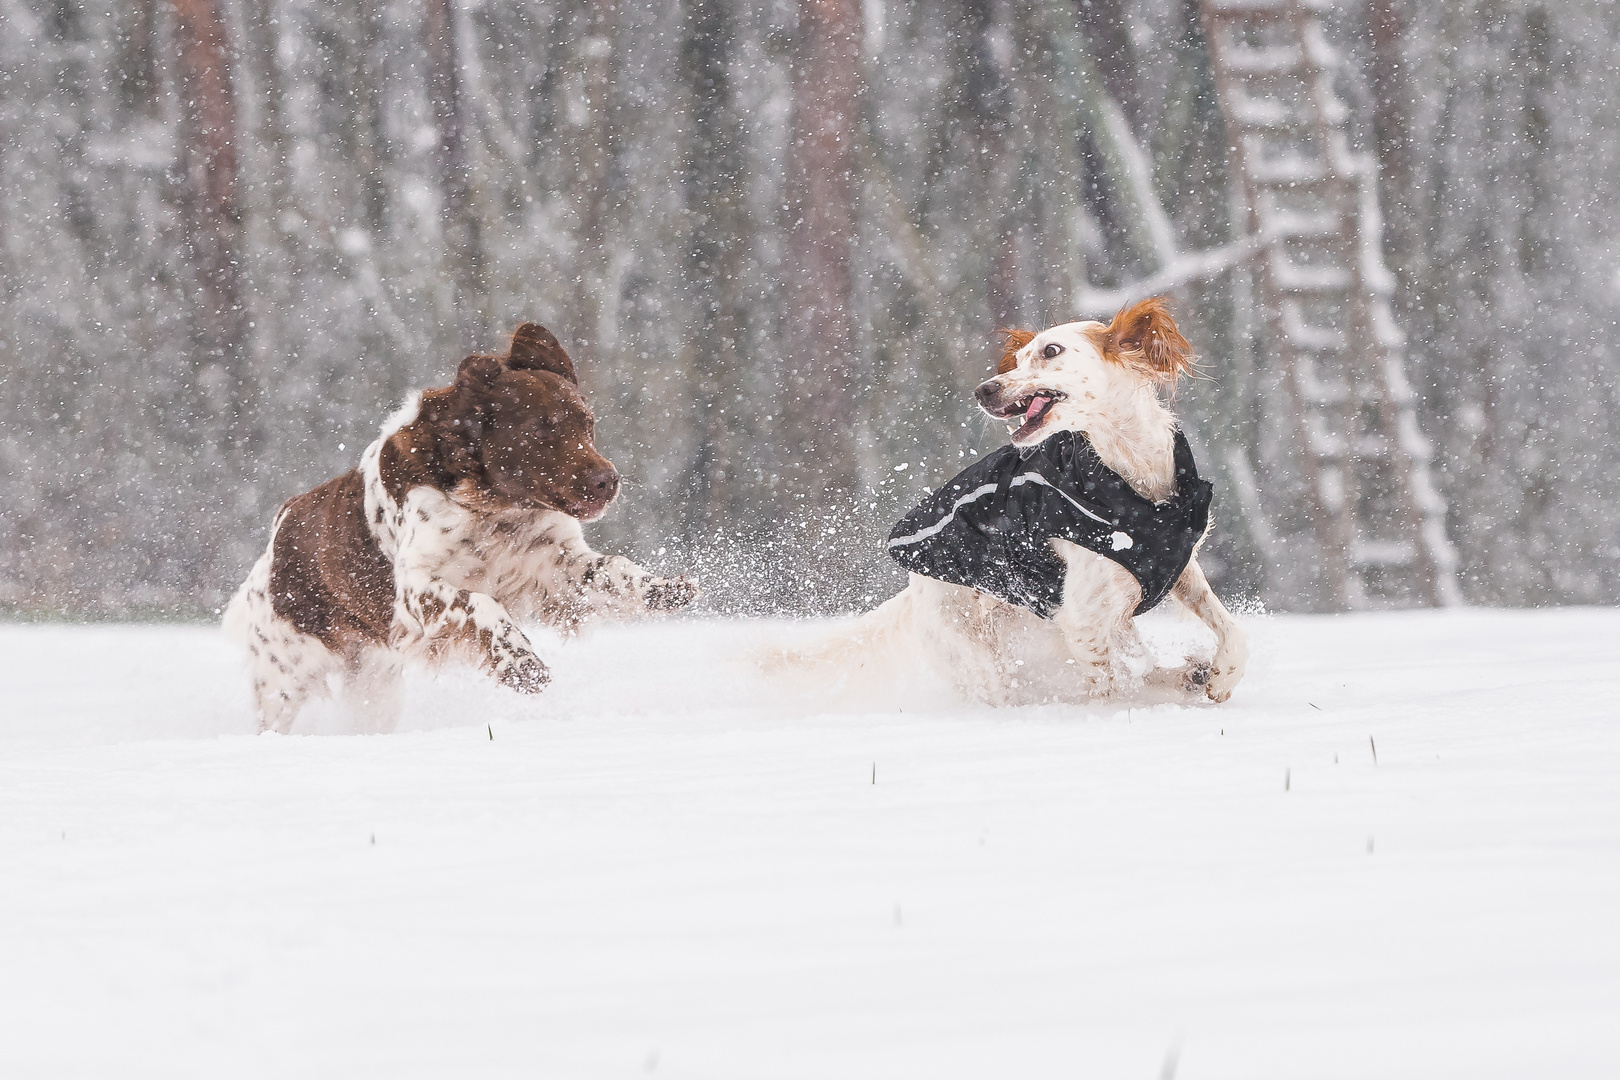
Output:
left=1042, top=342, right=1064, bottom=359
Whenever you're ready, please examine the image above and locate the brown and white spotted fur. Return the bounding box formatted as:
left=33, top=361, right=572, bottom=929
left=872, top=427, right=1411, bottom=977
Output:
left=796, top=298, right=1248, bottom=705
left=223, top=323, right=697, bottom=733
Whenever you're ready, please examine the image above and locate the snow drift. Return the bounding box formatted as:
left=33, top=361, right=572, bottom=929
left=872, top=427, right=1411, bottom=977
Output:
left=2, top=609, right=1618, bottom=1078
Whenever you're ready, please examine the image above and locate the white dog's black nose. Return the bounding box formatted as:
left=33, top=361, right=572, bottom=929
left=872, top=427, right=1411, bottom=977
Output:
left=974, top=379, right=1002, bottom=406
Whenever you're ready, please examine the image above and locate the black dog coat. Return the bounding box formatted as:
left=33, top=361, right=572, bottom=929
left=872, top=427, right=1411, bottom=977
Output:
left=887, top=429, right=1213, bottom=618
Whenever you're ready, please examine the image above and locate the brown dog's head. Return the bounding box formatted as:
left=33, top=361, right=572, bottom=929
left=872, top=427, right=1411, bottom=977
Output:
left=435, top=323, right=620, bottom=521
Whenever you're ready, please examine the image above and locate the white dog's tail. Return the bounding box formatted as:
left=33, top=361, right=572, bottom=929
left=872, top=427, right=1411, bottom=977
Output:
left=757, top=584, right=944, bottom=706
left=777, top=590, right=914, bottom=664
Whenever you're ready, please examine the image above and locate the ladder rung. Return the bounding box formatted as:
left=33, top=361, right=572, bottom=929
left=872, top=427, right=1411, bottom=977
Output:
left=1205, top=0, right=1334, bottom=18
left=1380, top=356, right=1417, bottom=406
left=1353, top=540, right=1416, bottom=567
left=1317, top=465, right=1346, bottom=511
left=1354, top=436, right=1391, bottom=459
left=1229, top=96, right=1297, bottom=130
left=1372, top=304, right=1407, bottom=348
left=1300, top=376, right=1349, bottom=405
left=1271, top=258, right=1352, bottom=293
left=1249, top=156, right=1333, bottom=186
left=1305, top=423, right=1345, bottom=460
left=1231, top=96, right=1347, bottom=133
left=1394, top=409, right=1435, bottom=462
left=1306, top=430, right=1392, bottom=463
left=1264, top=208, right=1344, bottom=238
left=1223, top=46, right=1305, bottom=77
left=1300, top=24, right=1341, bottom=71
left=1281, top=302, right=1346, bottom=351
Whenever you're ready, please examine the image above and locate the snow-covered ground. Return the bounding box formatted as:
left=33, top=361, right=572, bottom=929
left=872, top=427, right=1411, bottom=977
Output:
left=2, top=608, right=1617, bottom=1078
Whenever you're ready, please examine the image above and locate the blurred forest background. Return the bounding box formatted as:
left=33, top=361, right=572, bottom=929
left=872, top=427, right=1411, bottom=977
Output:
left=1, top=0, right=1617, bottom=618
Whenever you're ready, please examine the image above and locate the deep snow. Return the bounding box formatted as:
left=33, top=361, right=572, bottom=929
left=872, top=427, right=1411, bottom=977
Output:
left=2, top=609, right=1617, bottom=1078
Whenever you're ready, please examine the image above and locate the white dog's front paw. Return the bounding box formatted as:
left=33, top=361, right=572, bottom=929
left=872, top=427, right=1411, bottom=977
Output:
left=1070, top=662, right=1115, bottom=700
left=1179, top=661, right=1212, bottom=695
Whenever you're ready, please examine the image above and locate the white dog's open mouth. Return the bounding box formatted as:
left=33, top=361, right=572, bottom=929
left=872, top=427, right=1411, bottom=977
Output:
left=987, top=391, right=1065, bottom=442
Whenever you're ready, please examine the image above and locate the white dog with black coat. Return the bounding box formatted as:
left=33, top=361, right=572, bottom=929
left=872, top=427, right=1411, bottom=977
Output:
left=796, top=298, right=1248, bottom=706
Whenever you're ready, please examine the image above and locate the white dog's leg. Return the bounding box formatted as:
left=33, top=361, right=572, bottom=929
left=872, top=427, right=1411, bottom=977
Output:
left=1170, top=558, right=1248, bottom=703
left=1050, top=542, right=1140, bottom=699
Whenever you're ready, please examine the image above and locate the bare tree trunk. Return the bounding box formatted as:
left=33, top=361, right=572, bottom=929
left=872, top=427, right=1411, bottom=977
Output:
left=170, top=0, right=255, bottom=459
left=1074, top=0, right=1143, bottom=131
left=1041, top=0, right=1174, bottom=279
left=573, top=0, right=615, bottom=354
left=1368, top=0, right=1412, bottom=271
left=423, top=0, right=486, bottom=340
left=959, top=0, right=1021, bottom=326
left=680, top=0, right=748, bottom=541
left=781, top=0, right=863, bottom=496
left=238, top=0, right=293, bottom=407
left=354, top=1, right=390, bottom=236
left=769, top=0, right=868, bottom=610
left=117, top=0, right=162, bottom=118
left=1071, top=0, right=1158, bottom=286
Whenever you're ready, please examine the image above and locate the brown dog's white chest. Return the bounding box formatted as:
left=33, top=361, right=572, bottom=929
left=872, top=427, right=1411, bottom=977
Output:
left=389, top=488, right=582, bottom=611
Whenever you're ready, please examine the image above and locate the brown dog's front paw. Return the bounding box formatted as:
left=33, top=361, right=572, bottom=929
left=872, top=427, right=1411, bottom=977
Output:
left=643, top=575, right=700, bottom=612
left=496, top=652, right=551, bottom=694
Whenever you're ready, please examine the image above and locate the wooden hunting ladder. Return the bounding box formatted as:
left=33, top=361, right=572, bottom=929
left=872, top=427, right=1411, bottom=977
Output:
left=1200, top=0, right=1462, bottom=607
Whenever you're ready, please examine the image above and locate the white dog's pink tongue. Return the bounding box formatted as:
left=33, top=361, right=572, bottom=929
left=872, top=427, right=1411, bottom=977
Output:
left=1025, top=394, right=1051, bottom=421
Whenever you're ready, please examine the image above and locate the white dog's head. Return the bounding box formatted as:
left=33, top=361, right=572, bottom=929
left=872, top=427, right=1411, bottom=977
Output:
left=975, top=297, right=1195, bottom=447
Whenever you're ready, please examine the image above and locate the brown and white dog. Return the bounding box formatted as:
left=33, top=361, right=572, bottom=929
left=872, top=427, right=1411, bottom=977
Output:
left=802, top=299, right=1247, bottom=705
left=223, top=323, right=697, bottom=733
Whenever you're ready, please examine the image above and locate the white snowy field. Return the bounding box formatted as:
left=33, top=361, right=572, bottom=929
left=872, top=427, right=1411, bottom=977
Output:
left=2, top=609, right=1618, bottom=1079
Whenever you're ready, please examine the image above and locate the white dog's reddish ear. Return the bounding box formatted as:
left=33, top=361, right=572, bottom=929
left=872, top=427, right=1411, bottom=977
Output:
left=507, top=322, right=578, bottom=383
left=1093, top=297, right=1195, bottom=384
left=996, top=328, right=1036, bottom=374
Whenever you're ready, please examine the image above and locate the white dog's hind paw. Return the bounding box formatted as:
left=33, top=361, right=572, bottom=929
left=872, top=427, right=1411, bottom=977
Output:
left=1069, top=664, right=1115, bottom=700
left=1200, top=622, right=1249, bottom=704
left=1203, top=650, right=1247, bottom=703
left=1205, top=671, right=1240, bottom=703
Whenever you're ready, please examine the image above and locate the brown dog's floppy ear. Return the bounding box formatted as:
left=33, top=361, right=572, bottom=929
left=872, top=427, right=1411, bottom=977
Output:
left=453, top=354, right=503, bottom=430
left=506, top=322, right=577, bottom=383
left=456, top=353, right=503, bottom=387
left=417, top=355, right=501, bottom=479
left=1099, top=297, right=1195, bottom=384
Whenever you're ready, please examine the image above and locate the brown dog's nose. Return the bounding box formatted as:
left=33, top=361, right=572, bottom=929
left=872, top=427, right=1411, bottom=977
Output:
left=589, top=464, right=620, bottom=501
left=975, top=379, right=1003, bottom=406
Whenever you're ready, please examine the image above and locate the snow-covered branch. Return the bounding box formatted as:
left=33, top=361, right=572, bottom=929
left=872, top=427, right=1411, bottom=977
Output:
left=453, top=2, right=528, bottom=168
left=1073, top=233, right=1265, bottom=313
left=1040, top=2, right=1174, bottom=276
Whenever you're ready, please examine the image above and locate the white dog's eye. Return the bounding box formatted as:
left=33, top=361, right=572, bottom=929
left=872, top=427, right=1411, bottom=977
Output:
left=1042, top=342, right=1064, bottom=359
